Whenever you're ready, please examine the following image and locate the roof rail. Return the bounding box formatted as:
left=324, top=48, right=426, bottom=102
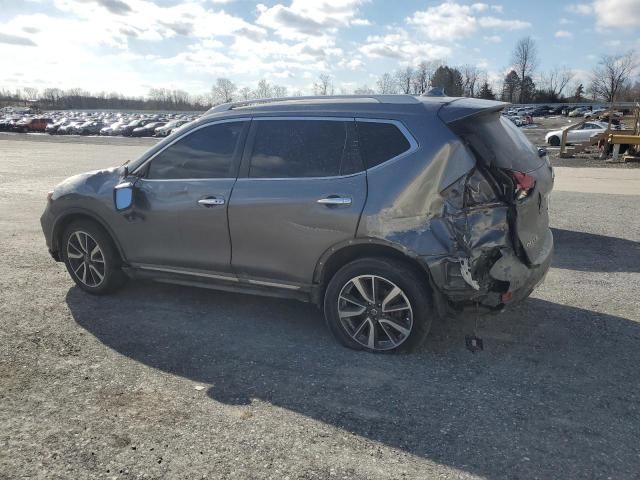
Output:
left=206, top=94, right=421, bottom=114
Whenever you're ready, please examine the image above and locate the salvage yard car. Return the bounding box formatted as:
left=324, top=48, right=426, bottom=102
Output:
left=545, top=121, right=615, bottom=146
left=40, top=95, right=554, bottom=353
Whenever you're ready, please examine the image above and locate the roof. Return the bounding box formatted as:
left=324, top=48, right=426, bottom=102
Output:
left=199, top=94, right=508, bottom=123
left=205, top=95, right=427, bottom=115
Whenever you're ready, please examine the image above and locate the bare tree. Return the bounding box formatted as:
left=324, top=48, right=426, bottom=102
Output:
left=238, top=86, right=253, bottom=101
left=461, top=65, right=480, bottom=97
left=212, top=78, right=237, bottom=104
left=42, top=87, right=62, bottom=105
left=395, top=66, right=414, bottom=94
left=589, top=51, right=638, bottom=102
left=271, top=84, right=288, bottom=97
left=411, top=60, right=441, bottom=94
left=541, top=67, right=573, bottom=98
left=22, top=87, right=39, bottom=102
left=254, top=79, right=272, bottom=99
left=353, top=85, right=375, bottom=95
left=511, top=37, right=538, bottom=103
left=376, top=72, right=398, bottom=94
left=314, top=74, right=333, bottom=96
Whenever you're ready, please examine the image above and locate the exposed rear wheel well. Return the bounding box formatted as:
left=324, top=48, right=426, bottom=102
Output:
left=53, top=213, right=122, bottom=261
left=315, top=243, right=433, bottom=303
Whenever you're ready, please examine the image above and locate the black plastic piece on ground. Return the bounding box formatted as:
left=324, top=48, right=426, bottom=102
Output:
left=465, top=335, right=484, bottom=353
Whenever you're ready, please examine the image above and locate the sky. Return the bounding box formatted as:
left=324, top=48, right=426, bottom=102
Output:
left=0, top=0, right=639, bottom=97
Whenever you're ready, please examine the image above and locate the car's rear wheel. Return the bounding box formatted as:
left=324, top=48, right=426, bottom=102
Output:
left=323, top=258, right=433, bottom=353
left=62, top=220, right=126, bottom=295
left=548, top=135, right=560, bottom=146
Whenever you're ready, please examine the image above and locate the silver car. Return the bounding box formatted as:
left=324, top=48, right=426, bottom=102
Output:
left=41, top=95, right=554, bottom=352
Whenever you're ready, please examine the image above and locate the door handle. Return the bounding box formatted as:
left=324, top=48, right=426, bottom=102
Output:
left=317, top=196, right=352, bottom=206
left=198, top=197, right=225, bottom=207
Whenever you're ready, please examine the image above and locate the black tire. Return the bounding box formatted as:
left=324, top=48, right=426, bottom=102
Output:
left=61, top=219, right=127, bottom=295
left=323, top=257, right=433, bottom=353
left=548, top=135, right=560, bottom=147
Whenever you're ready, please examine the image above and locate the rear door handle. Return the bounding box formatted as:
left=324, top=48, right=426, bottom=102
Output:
left=198, top=197, right=225, bottom=207
left=317, top=196, right=352, bottom=206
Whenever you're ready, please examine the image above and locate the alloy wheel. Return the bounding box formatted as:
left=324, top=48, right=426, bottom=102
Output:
left=66, top=231, right=106, bottom=288
left=337, top=275, right=413, bottom=351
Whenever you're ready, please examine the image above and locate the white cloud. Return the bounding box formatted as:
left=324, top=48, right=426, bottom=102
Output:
left=359, top=29, right=451, bottom=61
left=483, top=35, right=502, bottom=43
left=255, top=0, right=365, bottom=40
left=477, top=16, right=530, bottom=29
left=555, top=30, right=573, bottom=39
left=351, top=18, right=371, bottom=26
left=593, top=0, right=640, bottom=28
left=564, top=3, right=593, bottom=14
left=559, top=18, right=573, bottom=24
left=407, top=3, right=479, bottom=41
left=406, top=2, right=529, bottom=41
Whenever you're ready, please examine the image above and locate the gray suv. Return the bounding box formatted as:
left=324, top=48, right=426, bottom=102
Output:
left=41, top=95, right=553, bottom=352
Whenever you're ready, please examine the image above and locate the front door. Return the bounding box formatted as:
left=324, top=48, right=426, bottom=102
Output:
left=228, top=118, right=367, bottom=286
left=120, top=120, right=249, bottom=274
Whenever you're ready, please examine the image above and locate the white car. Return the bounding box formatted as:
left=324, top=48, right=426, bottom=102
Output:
left=545, top=121, right=611, bottom=146
left=584, top=108, right=606, bottom=119
left=568, top=107, right=590, bottom=117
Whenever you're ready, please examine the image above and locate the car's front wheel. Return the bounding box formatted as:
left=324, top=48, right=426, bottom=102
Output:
left=62, top=220, right=127, bottom=295
left=323, top=258, right=433, bottom=353
left=548, top=135, right=560, bottom=146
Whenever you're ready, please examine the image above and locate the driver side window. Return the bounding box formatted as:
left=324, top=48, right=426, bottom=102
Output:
left=147, top=121, right=247, bottom=180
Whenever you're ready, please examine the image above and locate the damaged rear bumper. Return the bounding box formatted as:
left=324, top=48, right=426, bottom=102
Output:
left=421, top=211, right=553, bottom=310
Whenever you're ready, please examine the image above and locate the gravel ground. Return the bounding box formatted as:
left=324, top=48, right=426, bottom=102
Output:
left=1, top=135, right=639, bottom=479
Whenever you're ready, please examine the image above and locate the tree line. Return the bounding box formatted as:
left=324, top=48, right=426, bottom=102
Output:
left=2, top=37, right=638, bottom=112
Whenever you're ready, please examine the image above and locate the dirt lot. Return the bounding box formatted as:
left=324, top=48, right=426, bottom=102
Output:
left=1, top=133, right=639, bottom=479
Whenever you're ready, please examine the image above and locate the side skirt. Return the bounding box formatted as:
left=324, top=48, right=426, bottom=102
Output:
left=123, top=265, right=315, bottom=303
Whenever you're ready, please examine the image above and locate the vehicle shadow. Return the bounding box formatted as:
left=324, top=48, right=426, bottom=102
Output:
left=66, top=281, right=640, bottom=479
left=551, top=227, right=640, bottom=273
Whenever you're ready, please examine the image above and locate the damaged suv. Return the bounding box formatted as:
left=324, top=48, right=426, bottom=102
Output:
left=41, top=95, right=553, bottom=352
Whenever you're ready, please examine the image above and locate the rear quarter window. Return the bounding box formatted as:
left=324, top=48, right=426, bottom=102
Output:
left=451, top=114, right=544, bottom=172
left=356, top=121, right=412, bottom=169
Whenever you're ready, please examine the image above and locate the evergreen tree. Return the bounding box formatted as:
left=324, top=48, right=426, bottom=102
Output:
left=478, top=81, right=496, bottom=100
left=501, top=70, right=520, bottom=102
left=573, top=83, right=584, bottom=102
left=431, top=66, right=464, bottom=96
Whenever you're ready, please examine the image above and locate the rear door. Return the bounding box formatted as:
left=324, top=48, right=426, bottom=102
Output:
left=228, top=117, right=366, bottom=286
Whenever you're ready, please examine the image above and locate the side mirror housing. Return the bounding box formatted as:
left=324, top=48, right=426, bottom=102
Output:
left=114, top=181, right=134, bottom=211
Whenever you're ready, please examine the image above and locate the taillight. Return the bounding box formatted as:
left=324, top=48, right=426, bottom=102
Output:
left=510, top=171, right=536, bottom=200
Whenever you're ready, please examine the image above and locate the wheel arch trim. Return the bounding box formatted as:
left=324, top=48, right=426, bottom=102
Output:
left=51, top=208, right=127, bottom=263
left=312, top=237, right=435, bottom=289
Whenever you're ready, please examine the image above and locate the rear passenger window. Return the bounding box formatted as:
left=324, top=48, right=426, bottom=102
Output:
left=249, top=120, right=361, bottom=178
left=147, top=121, right=246, bottom=179
left=356, top=121, right=411, bottom=168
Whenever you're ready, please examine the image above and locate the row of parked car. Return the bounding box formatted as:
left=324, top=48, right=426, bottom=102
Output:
left=0, top=110, right=200, bottom=137
left=506, top=104, right=624, bottom=120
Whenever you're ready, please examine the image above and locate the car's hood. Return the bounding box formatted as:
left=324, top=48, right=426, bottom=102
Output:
left=52, top=166, right=124, bottom=201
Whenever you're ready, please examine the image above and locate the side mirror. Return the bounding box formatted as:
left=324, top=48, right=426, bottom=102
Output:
left=114, top=181, right=134, bottom=211
left=537, top=147, right=547, bottom=158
